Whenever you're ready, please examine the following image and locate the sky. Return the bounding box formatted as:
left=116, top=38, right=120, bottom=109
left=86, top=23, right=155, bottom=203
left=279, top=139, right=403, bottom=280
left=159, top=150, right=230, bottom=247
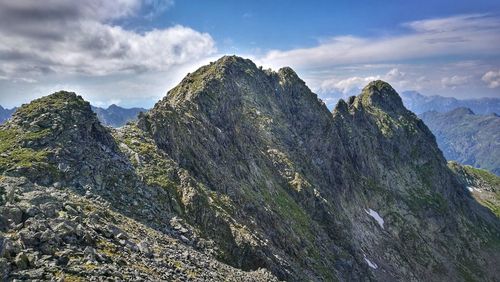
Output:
left=0, top=0, right=500, bottom=109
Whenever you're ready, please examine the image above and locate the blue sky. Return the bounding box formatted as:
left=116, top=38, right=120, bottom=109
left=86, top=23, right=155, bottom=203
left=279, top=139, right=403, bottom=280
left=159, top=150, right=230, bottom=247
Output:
left=139, top=0, right=500, bottom=51
left=0, top=0, right=499, bottom=108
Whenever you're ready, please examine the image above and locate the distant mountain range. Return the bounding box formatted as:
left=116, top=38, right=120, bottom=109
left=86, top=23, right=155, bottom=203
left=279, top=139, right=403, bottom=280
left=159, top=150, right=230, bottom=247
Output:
left=0, top=105, right=16, bottom=124
left=420, top=108, right=500, bottom=175
left=0, top=104, right=145, bottom=127
left=401, top=91, right=500, bottom=115
left=91, top=104, right=146, bottom=127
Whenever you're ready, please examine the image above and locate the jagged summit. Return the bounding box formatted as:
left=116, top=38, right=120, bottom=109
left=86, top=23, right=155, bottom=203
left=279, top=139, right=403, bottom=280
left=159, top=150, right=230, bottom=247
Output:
left=0, top=91, right=117, bottom=185
left=160, top=55, right=310, bottom=109
left=10, top=91, right=93, bottom=127
left=358, top=80, right=406, bottom=113
left=333, top=80, right=407, bottom=116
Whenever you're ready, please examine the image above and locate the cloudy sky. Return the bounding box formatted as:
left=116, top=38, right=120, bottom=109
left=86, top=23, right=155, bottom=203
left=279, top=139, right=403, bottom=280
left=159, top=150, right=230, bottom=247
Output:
left=0, top=0, right=499, bottom=109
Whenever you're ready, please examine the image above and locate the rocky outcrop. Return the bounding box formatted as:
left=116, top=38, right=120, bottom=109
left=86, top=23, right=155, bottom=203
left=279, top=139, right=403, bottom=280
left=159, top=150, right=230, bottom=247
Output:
left=0, top=56, right=499, bottom=281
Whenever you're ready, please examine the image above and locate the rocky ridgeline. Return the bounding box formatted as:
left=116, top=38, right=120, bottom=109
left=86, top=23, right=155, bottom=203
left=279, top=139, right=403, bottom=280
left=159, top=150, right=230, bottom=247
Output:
left=0, top=91, right=276, bottom=280
left=0, top=56, right=499, bottom=281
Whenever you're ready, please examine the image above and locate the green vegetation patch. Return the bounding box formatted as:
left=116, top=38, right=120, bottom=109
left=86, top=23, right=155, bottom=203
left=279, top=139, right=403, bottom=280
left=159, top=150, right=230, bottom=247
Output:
left=0, top=127, right=52, bottom=172
left=15, top=91, right=88, bottom=120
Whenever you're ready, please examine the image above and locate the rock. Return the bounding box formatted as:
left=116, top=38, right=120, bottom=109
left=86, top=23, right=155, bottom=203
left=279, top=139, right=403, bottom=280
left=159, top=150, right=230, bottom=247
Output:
left=14, top=252, right=29, bottom=270
left=1, top=206, right=23, bottom=226
left=0, top=258, right=10, bottom=280
left=0, top=238, right=18, bottom=259
left=39, top=202, right=59, bottom=218
left=180, top=235, right=190, bottom=244
left=116, top=232, right=128, bottom=240
left=137, top=241, right=152, bottom=257
left=84, top=246, right=97, bottom=262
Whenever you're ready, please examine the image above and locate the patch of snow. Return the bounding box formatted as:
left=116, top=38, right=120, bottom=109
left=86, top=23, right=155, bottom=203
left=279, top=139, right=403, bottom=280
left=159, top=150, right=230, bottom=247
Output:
left=467, top=186, right=482, bottom=192
left=364, top=255, right=378, bottom=269
left=365, top=208, right=384, bottom=229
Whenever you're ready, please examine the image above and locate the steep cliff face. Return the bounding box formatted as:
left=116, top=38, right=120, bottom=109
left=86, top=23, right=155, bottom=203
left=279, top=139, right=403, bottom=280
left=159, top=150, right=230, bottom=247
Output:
left=136, top=56, right=499, bottom=281
left=1, top=56, right=499, bottom=281
left=331, top=82, right=499, bottom=281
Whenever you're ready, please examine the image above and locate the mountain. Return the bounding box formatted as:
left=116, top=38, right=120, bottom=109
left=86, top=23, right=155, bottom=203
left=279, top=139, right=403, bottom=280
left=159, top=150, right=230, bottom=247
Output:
left=420, top=108, right=500, bottom=176
left=0, top=56, right=499, bottom=281
left=91, top=104, right=146, bottom=127
left=0, top=104, right=145, bottom=127
left=0, top=106, right=15, bottom=124
left=401, top=90, right=500, bottom=115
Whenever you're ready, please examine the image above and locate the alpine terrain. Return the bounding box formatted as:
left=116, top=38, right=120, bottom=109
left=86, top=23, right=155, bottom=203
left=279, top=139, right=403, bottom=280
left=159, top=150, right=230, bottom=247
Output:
left=0, top=105, right=144, bottom=128
left=420, top=108, right=500, bottom=176
left=0, top=56, right=499, bottom=281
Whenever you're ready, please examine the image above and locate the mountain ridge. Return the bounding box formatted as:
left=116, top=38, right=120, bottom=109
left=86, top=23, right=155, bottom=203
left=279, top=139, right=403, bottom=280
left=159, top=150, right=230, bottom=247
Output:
left=0, top=56, right=499, bottom=281
left=401, top=90, right=500, bottom=115
left=420, top=108, right=500, bottom=175
left=0, top=103, right=145, bottom=128
left=91, top=104, right=146, bottom=128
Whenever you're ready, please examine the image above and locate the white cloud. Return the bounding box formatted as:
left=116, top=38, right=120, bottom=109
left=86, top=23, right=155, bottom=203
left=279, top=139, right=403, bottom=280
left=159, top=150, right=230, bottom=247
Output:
left=482, top=70, right=500, bottom=88
left=386, top=68, right=405, bottom=80
left=441, top=75, right=471, bottom=88
left=0, top=0, right=214, bottom=78
left=318, top=68, right=409, bottom=95
left=260, top=14, right=500, bottom=70
left=320, top=76, right=381, bottom=95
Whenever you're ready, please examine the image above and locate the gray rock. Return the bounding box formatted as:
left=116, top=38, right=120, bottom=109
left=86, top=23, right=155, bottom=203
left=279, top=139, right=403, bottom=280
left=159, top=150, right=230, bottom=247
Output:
left=137, top=241, right=152, bottom=257
left=2, top=206, right=23, bottom=226
left=14, top=252, right=29, bottom=270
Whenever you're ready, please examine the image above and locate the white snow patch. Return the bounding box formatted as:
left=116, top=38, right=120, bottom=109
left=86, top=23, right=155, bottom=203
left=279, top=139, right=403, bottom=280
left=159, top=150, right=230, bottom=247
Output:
left=365, top=208, right=384, bottom=229
left=467, top=186, right=481, bottom=192
left=364, top=255, right=378, bottom=269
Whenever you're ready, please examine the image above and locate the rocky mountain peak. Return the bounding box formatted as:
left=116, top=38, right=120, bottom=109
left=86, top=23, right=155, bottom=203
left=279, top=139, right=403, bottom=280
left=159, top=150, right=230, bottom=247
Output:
left=0, top=91, right=116, bottom=185
left=9, top=91, right=98, bottom=132
left=357, top=80, right=406, bottom=113
left=146, top=56, right=327, bottom=134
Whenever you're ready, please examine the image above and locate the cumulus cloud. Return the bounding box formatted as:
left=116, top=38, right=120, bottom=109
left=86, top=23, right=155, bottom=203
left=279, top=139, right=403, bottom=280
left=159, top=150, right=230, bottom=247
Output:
left=320, top=76, right=380, bottom=95
left=260, top=14, right=500, bottom=69
left=482, top=70, right=500, bottom=88
left=441, top=75, right=471, bottom=88
left=318, top=68, right=409, bottom=95
left=0, top=0, right=215, bottom=79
